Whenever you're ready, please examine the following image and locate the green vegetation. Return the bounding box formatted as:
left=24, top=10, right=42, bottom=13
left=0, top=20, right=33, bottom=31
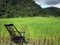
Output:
left=0, top=0, right=60, bottom=18
left=0, top=0, right=60, bottom=45
left=43, top=7, right=60, bottom=17
left=0, top=17, right=60, bottom=45
left=0, top=0, right=42, bottom=18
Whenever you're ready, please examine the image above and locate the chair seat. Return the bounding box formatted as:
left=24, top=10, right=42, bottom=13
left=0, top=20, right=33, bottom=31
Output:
left=12, top=36, right=25, bottom=43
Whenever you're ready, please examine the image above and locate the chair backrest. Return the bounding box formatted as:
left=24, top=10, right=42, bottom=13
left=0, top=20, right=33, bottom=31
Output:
left=4, top=24, right=21, bottom=38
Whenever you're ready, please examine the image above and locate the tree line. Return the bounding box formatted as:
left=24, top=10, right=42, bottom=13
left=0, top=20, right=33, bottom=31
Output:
left=0, top=0, right=60, bottom=18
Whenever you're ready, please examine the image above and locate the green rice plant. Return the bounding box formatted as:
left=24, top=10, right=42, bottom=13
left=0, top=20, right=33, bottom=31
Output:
left=0, top=17, right=60, bottom=45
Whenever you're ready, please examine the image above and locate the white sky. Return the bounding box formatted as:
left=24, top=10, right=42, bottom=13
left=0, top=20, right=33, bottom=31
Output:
left=34, top=0, right=60, bottom=8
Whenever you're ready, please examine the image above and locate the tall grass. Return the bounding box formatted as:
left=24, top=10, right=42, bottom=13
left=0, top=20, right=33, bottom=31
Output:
left=0, top=17, right=60, bottom=45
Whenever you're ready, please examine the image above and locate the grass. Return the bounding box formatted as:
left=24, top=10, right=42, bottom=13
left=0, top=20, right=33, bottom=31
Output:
left=0, top=17, right=60, bottom=45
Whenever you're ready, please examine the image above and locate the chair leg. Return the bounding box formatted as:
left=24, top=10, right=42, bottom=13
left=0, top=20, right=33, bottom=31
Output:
left=20, top=40, right=23, bottom=45
left=10, top=41, right=13, bottom=45
left=20, top=43, right=23, bottom=45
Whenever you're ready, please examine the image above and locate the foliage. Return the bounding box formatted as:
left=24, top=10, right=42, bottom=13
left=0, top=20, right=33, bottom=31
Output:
left=0, top=0, right=42, bottom=18
left=43, top=7, right=60, bottom=17
left=0, top=0, right=60, bottom=18
left=0, top=17, right=60, bottom=44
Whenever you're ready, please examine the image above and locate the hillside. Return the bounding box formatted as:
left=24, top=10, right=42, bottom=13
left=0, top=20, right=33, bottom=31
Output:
left=0, top=0, right=42, bottom=18
left=0, top=0, right=60, bottom=18
left=43, top=7, right=60, bottom=17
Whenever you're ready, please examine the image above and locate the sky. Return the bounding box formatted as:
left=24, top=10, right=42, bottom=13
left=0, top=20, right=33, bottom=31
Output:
left=34, top=0, right=60, bottom=8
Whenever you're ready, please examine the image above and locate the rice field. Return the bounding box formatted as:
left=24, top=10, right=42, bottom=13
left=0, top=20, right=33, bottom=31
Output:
left=0, top=17, right=60, bottom=45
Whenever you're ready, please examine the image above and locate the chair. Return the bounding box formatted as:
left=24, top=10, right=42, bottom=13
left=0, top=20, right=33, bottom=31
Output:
left=4, top=24, right=27, bottom=45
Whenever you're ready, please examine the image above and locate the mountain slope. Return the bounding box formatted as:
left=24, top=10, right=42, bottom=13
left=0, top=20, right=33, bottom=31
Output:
left=0, top=0, right=42, bottom=18
left=43, top=7, right=60, bottom=16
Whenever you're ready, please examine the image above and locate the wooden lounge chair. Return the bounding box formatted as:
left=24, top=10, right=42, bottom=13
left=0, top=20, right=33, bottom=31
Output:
left=4, top=24, right=27, bottom=45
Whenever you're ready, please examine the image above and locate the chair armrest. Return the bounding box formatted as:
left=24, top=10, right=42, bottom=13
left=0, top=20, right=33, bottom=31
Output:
left=19, top=31, right=25, bottom=36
